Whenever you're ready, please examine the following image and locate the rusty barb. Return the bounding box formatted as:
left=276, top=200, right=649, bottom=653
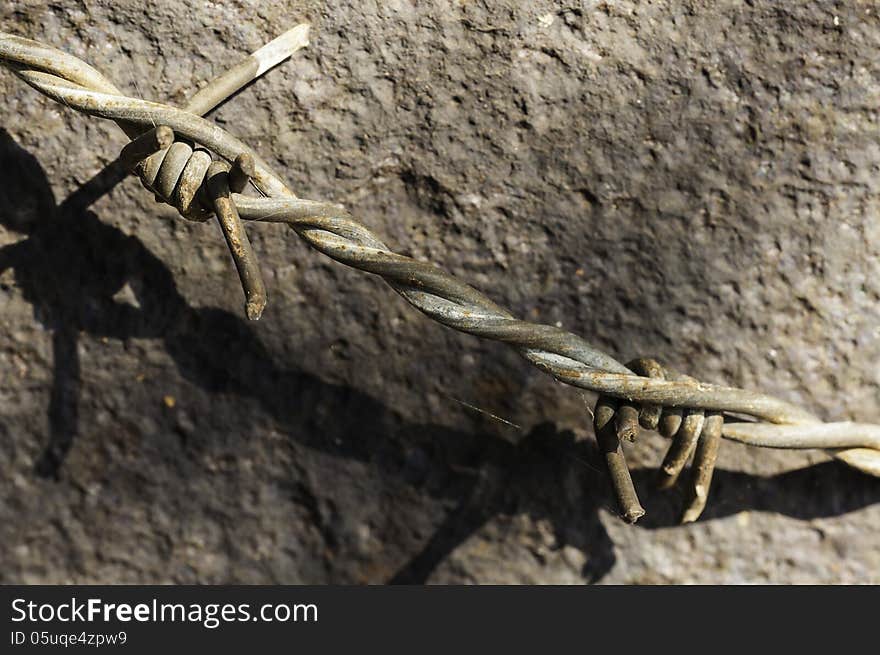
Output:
left=2, top=25, right=879, bottom=524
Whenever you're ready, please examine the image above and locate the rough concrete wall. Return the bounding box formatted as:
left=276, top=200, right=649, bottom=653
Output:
left=1, top=0, right=878, bottom=583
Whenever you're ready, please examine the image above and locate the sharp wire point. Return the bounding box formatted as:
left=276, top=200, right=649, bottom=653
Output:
left=2, top=24, right=879, bottom=526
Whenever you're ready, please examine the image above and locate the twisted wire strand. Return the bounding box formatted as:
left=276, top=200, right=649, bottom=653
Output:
left=2, top=28, right=878, bottom=524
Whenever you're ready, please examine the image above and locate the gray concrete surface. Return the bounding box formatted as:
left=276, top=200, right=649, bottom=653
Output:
left=1, top=0, right=878, bottom=583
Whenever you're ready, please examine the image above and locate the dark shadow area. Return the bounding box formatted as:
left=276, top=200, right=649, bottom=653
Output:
left=390, top=450, right=880, bottom=583
left=0, top=130, right=877, bottom=585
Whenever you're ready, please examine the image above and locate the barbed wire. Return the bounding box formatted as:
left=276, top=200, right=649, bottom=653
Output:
left=1, top=24, right=878, bottom=524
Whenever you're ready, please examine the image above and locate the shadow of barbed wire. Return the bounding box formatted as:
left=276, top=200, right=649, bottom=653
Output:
left=389, top=450, right=880, bottom=584
left=0, top=130, right=877, bottom=584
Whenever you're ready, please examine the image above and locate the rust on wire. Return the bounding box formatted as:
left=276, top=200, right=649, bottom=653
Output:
left=1, top=24, right=879, bottom=524
left=206, top=159, right=267, bottom=320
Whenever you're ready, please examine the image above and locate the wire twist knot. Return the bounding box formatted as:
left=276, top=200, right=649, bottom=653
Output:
left=2, top=24, right=879, bottom=524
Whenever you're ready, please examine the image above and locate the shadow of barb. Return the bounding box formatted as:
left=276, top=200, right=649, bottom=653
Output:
left=0, top=130, right=877, bottom=585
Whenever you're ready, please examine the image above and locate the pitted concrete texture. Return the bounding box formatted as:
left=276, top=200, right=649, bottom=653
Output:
left=1, top=0, right=878, bottom=583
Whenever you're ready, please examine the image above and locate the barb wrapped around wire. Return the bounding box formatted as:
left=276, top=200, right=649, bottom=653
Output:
left=2, top=25, right=879, bottom=524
